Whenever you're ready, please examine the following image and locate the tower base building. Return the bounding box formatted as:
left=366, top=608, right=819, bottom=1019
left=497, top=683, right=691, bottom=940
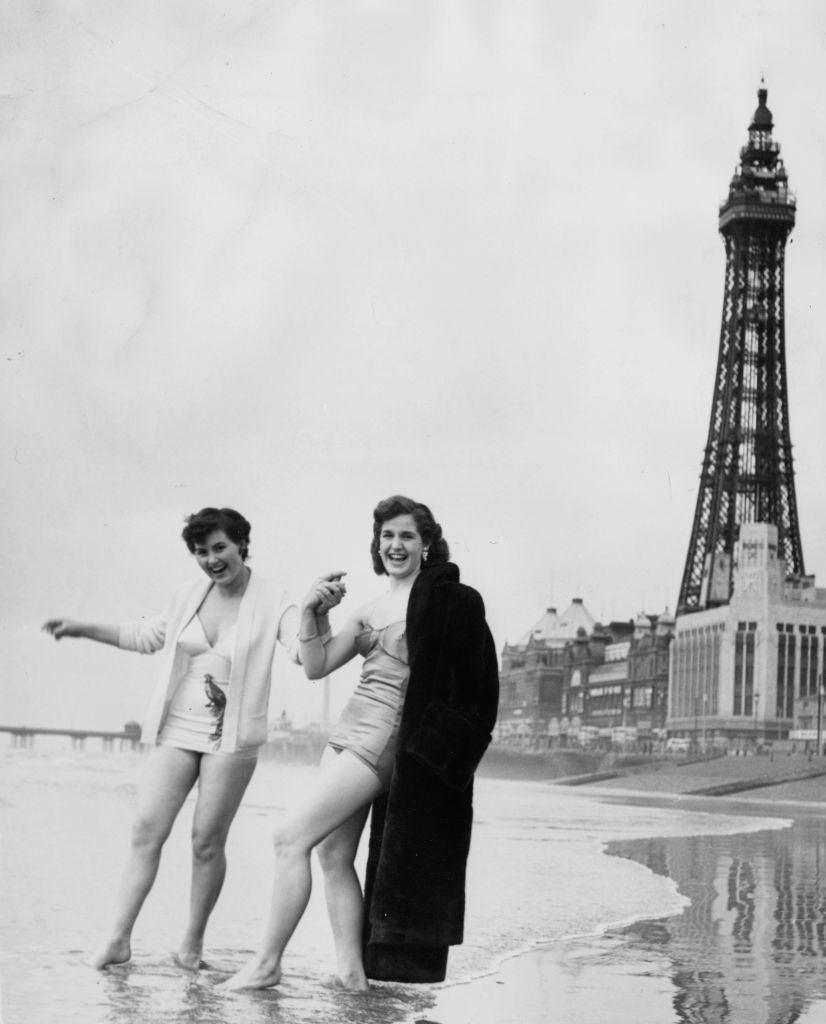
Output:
left=668, top=524, right=826, bottom=748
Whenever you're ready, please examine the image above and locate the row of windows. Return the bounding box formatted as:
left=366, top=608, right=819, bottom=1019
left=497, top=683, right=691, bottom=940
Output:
left=679, top=621, right=826, bottom=639
left=562, top=684, right=655, bottom=716
left=572, top=687, right=655, bottom=715
left=504, top=652, right=567, bottom=670
left=672, top=625, right=825, bottom=721
left=670, top=631, right=721, bottom=719
left=630, top=653, right=669, bottom=681
left=504, top=652, right=665, bottom=678
left=777, top=631, right=821, bottom=715
left=589, top=692, right=624, bottom=714
left=567, top=692, right=584, bottom=715
left=502, top=678, right=657, bottom=704
left=502, top=682, right=653, bottom=706
left=680, top=624, right=726, bottom=639
left=733, top=629, right=756, bottom=717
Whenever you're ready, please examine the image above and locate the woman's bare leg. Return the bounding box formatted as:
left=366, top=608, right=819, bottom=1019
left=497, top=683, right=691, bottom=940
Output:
left=176, top=753, right=257, bottom=969
left=91, top=745, right=200, bottom=969
left=221, top=749, right=382, bottom=991
left=315, top=795, right=372, bottom=988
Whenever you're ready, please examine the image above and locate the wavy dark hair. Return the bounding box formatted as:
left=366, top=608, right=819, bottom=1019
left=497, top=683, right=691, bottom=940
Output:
left=369, top=495, right=450, bottom=575
left=181, top=507, right=252, bottom=561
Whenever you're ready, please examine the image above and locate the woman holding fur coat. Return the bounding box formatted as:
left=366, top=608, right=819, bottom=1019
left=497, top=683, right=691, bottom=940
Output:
left=224, top=495, right=499, bottom=991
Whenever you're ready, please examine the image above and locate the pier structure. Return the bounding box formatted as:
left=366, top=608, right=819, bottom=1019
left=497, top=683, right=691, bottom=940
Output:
left=2, top=721, right=330, bottom=760
left=0, top=722, right=142, bottom=751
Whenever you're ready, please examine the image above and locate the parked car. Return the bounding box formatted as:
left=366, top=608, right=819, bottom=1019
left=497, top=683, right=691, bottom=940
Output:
left=665, top=737, right=691, bottom=754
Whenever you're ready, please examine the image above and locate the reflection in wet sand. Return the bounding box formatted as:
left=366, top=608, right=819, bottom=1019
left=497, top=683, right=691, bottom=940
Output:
left=610, top=818, right=826, bottom=1023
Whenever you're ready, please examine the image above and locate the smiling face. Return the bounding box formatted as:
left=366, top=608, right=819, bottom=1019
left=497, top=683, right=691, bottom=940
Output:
left=192, top=529, right=247, bottom=589
left=379, top=514, right=425, bottom=580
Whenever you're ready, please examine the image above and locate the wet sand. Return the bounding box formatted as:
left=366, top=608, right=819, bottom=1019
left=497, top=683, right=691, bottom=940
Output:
left=3, top=748, right=821, bottom=1024
left=427, top=785, right=826, bottom=1024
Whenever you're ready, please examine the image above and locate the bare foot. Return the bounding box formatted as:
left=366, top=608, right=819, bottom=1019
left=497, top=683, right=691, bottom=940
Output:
left=90, top=936, right=131, bottom=970
left=173, top=948, right=205, bottom=971
left=334, top=968, right=369, bottom=992
left=218, top=957, right=282, bottom=991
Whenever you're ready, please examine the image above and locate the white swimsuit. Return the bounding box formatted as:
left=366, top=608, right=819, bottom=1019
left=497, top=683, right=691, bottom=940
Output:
left=158, top=616, right=256, bottom=759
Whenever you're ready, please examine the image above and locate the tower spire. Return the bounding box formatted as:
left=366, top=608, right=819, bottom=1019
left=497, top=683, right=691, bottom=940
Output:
left=677, top=84, right=804, bottom=615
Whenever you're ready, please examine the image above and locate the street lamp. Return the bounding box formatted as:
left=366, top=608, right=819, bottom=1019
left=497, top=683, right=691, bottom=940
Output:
left=754, top=691, right=760, bottom=750
left=817, top=676, right=823, bottom=757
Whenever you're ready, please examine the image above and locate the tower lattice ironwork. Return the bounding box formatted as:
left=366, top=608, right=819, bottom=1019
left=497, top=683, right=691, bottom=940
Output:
left=677, top=84, right=805, bottom=616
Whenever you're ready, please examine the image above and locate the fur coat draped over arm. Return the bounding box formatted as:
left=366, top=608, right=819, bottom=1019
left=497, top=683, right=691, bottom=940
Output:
left=362, top=561, right=499, bottom=982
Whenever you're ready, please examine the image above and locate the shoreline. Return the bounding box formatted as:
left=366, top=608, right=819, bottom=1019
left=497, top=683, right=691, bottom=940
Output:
left=420, top=786, right=826, bottom=1024
left=6, top=749, right=826, bottom=1023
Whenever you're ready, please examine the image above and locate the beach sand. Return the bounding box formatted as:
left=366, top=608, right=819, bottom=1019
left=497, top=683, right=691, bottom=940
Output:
left=5, top=748, right=826, bottom=1024
left=426, top=774, right=826, bottom=1024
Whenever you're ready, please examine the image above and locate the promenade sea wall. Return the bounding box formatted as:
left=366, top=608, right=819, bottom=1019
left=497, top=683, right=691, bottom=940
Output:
left=478, top=744, right=606, bottom=780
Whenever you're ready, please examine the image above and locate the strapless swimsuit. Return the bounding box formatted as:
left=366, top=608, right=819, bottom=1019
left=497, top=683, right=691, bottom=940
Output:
left=327, top=618, right=409, bottom=789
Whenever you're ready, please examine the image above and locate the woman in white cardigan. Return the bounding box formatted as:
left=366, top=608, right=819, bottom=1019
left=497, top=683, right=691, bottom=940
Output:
left=42, top=508, right=332, bottom=971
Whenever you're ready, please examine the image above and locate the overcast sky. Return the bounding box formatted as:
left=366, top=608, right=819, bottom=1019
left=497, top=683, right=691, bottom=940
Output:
left=3, top=1, right=825, bottom=731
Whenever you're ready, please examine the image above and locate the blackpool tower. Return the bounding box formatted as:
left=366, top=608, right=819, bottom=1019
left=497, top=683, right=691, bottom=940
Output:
left=677, top=83, right=805, bottom=616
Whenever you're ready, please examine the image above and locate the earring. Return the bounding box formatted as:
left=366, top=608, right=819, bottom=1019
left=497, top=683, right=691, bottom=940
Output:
left=423, top=548, right=429, bottom=562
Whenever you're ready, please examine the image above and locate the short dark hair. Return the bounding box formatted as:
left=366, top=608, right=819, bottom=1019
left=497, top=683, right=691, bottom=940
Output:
left=369, top=495, right=450, bottom=575
left=181, top=508, right=252, bottom=561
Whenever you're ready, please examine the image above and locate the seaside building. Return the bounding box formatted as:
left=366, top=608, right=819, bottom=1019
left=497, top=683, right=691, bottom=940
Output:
left=497, top=598, right=599, bottom=744
left=498, top=600, right=674, bottom=748
left=669, top=83, right=824, bottom=746
left=562, top=611, right=673, bottom=747
left=669, top=523, right=826, bottom=746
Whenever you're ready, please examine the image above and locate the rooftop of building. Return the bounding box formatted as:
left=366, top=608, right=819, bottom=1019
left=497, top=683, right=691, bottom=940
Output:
left=513, top=598, right=597, bottom=648
left=507, top=600, right=676, bottom=652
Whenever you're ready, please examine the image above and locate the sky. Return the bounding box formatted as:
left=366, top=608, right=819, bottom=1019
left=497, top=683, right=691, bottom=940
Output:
left=2, top=0, right=826, bottom=731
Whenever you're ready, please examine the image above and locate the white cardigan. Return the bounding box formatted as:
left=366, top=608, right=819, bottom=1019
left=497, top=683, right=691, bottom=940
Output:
left=119, top=571, right=300, bottom=753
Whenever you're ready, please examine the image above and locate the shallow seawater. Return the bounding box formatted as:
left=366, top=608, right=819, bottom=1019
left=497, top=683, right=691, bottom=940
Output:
left=0, top=746, right=790, bottom=1024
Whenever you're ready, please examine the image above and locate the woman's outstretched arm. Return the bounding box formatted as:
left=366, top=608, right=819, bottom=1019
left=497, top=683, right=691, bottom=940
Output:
left=44, top=613, right=167, bottom=654
left=42, top=619, right=121, bottom=647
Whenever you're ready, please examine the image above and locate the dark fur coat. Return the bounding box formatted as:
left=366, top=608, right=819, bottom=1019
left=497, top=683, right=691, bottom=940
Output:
left=362, top=561, right=499, bottom=982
